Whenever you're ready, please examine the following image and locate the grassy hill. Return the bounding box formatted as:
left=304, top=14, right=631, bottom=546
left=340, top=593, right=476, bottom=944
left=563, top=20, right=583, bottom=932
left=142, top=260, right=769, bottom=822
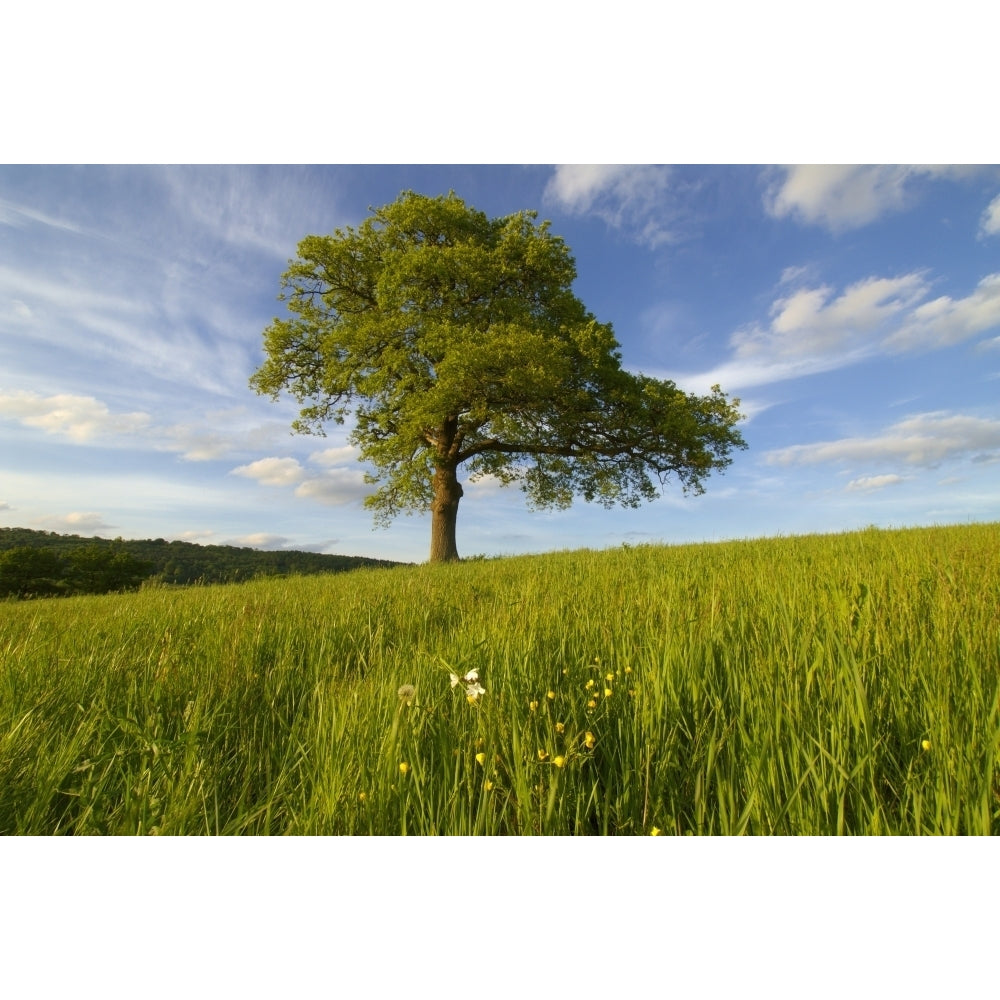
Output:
left=1, top=522, right=998, bottom=834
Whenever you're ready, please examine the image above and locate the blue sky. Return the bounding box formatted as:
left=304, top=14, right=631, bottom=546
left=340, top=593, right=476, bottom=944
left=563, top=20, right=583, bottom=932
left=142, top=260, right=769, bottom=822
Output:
left=3, top=164, right=998, bottom=562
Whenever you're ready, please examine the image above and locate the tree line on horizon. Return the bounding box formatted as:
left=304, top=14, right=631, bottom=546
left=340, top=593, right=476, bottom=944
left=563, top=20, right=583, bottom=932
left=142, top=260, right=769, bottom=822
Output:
left=0, top=528, right=404, bottom=599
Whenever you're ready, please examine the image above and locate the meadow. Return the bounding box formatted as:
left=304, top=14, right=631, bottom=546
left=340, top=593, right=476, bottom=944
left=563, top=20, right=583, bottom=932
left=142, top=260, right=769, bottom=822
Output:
left=1, top=522, right=998, bottom=835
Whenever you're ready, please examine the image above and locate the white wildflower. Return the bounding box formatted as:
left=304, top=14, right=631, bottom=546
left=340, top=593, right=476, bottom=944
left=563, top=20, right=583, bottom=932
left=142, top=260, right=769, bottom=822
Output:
left=450, top=668, right=485, bottom=701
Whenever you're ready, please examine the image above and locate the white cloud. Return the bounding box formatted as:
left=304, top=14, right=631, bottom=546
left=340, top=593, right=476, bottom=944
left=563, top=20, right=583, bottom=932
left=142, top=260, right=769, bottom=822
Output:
left=33, top=511, right=114, bottom=533
left=766, top=412, right=1000, bottom=468
left=227, top=533, right=292, bottom=550
left=735, top=273, right=928, bottom=361
left=671, top=270, right=1000, bottom=393
left=230, top=457, right=306, bottom=487
left=764, top=165, right=979, bottom=232
left=229, top=454, right=369, bottom=505
left=158, top=425, right=239, bottom=462
left=979, top=194, right=1000, bottom=238
left=0, top=390, right=151, bottom=442
left=543, top=165, right=675, bottom=247
left=294, top=469, right=370, bottom=506
left=309, top=445, right=360, bottom=466
left=177, top=530, right=216, bottom=542
left=845, top=474, right=904, bottom=492
left=0, top=500, right=11, bottom=511
left=885, top=273, right=1000, bottom=351
left=464, top=473, right=515, bottom=498
left=7, top=299, right=33, bottom=321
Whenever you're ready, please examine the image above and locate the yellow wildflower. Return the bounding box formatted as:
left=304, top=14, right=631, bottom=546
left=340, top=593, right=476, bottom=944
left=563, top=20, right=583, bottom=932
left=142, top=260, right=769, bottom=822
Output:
left=584, top=731, right=596, bottom=749
left=587, top=699, right=597, bottom=710
left=605, top=672, right=614, bottom=683
left=555, top=721, right=565, bottom=734
left=650, top=827, right=662, bottom=836
left=475, top=752, right=486, bottom=766
left=359, top=792, right=367, bottom=802
left=921, top=739, right=931, bottom=751
left=537, top=749, right=549, bottom=761
left=546, top=690, right=556, bottom=701
left=399, top=762, right=410, bottom=776
left=529, top=700, right=539, bottom=712
left=604, top=688, right=613, bottom=698
left=484, top=780, right=494, bottom=791
left=553, top=756, right=566, bottom=768
left=585, top=679, right=595, bottom=690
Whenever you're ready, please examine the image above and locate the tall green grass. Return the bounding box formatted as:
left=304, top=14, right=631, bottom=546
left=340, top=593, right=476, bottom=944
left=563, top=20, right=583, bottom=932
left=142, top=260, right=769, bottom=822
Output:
left=1, top=522, right=998, bottom=834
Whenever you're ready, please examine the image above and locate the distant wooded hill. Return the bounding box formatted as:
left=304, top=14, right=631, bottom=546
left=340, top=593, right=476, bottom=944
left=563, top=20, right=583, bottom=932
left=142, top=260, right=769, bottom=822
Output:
left=0, top=527, right=406, bottom=598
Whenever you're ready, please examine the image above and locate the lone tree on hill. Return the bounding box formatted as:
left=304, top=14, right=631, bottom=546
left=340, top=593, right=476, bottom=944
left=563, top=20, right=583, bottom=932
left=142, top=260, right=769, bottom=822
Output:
left=250, top=191, right=746, bottom=563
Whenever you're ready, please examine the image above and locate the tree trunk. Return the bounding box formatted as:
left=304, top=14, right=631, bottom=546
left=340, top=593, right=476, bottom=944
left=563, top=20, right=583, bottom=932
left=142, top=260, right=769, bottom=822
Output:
left=429, top=463, right=463, bottom=563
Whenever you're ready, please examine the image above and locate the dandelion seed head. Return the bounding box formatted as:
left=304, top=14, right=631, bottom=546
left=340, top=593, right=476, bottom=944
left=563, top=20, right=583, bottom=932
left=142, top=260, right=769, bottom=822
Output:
left=397, top=684, right=416, bottom=705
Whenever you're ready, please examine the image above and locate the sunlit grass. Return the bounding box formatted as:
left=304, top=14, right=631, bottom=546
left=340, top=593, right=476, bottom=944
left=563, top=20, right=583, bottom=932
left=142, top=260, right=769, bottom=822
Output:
left=2, top=522, right=998, bottom=834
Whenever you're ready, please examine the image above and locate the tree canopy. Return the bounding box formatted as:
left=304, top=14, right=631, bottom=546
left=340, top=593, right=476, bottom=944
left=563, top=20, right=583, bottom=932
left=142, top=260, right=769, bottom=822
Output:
left=250, top=191, right=746, bottom=562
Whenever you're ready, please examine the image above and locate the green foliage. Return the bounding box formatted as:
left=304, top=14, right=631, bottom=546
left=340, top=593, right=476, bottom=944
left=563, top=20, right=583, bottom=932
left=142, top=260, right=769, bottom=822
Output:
left=0, top=528, right=404, bottom=598
left=250, top=191, right=746, bottom=558
left=1, top=522, right=998, bottom=834
left=0, top=546, right=65, bottom=598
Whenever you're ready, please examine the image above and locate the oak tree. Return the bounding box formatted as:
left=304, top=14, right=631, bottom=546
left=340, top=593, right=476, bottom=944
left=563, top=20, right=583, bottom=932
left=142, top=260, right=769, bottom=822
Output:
left=250, top=191, right=746, bottom=562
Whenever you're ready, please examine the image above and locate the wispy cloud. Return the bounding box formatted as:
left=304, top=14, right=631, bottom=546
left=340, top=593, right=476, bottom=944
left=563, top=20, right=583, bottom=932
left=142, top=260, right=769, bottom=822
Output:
left=0, top=389, right=291, bottom=464
left=766, top=412, right=1000, bottom=469
left=544, top=165, right=676, bottom=248
left=845, top=474, right=905, bottom=492
left=0, top=196, right=92, bottom=236
left=156, top=166, right=347, bottom=261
